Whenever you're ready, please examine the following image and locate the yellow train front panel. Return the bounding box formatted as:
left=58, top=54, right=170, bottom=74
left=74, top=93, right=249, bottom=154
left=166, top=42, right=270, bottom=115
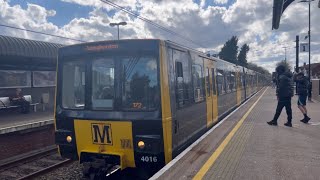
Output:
left=74, top=120, right=135, bottom=169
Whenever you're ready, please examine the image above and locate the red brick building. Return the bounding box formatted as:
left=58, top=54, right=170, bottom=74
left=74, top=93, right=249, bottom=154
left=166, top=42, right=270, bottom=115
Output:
left=300, top=62, right=320, bottom=79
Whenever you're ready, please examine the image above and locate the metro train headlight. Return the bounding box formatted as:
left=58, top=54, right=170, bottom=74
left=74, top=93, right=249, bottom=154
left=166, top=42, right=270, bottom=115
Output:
left=66, top=136, right=72, bottom=143
left=138, top=141, right=145, bottom=149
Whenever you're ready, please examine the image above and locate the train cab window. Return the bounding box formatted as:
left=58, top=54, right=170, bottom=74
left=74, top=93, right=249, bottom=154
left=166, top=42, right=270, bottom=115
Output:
left=206, top=68, right=210, bottom=97
left=92, top=59, right=115, bottom=110
left=211, top=69, right=217, bottom=95
left=62, top=61, right=85, bottom=109
left=122, top=57, right=159, bottom=111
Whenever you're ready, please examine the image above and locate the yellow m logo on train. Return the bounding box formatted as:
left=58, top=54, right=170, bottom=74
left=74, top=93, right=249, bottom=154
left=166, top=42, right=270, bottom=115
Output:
left=91, top=123, right=112, bottom=145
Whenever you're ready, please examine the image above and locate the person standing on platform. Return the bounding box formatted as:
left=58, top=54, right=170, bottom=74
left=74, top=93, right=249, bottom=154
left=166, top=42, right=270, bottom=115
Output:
left=294, top=72, right=311, bottom=123
left=267, top=65, right=294, bottom=127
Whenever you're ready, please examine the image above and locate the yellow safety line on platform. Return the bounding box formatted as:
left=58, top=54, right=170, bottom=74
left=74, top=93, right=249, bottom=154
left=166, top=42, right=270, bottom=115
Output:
left=193, top=87, right=268, bottom=180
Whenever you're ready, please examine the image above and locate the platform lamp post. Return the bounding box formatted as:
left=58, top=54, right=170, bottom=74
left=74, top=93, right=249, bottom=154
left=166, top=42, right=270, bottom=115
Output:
left=109, top=21, right=127, bottom=40
left=283, top=46, right=287, bottom=63
left=299, top=0, right=314, bottom=82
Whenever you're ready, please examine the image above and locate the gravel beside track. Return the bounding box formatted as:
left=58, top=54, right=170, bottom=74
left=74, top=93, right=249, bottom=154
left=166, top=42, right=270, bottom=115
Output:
left=36, top=161, right=85, bottom=180
left=36, top=161, right=152, bottom=180
left=0, top=148, right=71, bottom=180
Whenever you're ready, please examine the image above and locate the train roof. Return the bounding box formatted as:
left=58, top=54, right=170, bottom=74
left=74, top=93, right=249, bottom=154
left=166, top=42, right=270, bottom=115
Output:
left=59, top=39, right=268, bottom=76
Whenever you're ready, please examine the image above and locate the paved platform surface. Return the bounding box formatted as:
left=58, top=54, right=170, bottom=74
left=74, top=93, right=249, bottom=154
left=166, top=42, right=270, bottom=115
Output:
left=153, top=87, right=320, bottom=180
left=0, top=111, right=53, bottom=134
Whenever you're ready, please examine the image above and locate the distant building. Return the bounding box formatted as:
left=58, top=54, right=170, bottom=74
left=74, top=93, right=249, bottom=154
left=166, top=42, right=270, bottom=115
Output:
left=205, top=50, right=219, bottom=58
left=299, top=62, right=320, bottom=79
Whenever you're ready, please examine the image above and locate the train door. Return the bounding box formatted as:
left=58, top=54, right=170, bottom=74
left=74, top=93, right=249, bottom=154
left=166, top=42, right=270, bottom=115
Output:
left=211, top=67, right=218, bottom=123
left=204, top=58, right=213, bottom=127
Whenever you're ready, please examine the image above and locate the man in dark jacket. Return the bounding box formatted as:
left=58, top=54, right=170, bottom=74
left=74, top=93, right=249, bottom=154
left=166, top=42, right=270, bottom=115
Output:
left=294, top=72, right=311, bottom=123
left=267, top=65, right=294, bottom=127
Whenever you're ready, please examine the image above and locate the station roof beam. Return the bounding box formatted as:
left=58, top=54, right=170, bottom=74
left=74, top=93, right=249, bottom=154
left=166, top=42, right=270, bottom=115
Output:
left=272, top=0, right=295, bottom=30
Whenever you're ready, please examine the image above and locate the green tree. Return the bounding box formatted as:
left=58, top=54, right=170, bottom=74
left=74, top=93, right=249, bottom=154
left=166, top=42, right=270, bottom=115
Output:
left=218, top=36, right=239, bottom=64
left=238, top=44, right=250, bottom=66
left=247, top=62, right=271, bottom=76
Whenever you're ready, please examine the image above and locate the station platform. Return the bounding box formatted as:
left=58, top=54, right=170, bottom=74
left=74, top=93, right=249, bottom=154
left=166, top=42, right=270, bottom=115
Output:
left=151, top=87, right=320, bottom=180
left=0, top=111, right=53, bottom=134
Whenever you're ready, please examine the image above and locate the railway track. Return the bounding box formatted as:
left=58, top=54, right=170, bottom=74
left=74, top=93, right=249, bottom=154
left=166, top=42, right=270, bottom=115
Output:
left=0, top=146, right=72, bottom=180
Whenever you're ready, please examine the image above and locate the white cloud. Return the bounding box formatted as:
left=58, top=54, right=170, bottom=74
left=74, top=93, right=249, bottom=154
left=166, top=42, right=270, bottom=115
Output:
left=0, top=1, right=59, bottom=42
left=0, top=0, right=320, bottom=73
left=214, top=0, right=228, bottom=5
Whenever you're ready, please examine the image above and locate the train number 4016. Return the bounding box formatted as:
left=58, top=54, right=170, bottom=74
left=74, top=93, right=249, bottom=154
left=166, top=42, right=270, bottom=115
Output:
left=140, top=156, right=157, bottom=163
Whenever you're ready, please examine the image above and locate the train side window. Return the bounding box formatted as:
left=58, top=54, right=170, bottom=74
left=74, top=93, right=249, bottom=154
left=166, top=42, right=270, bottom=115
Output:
left=217, top=69, right=225, bottom=95
left=247, top=74, right=249, bottom=86
left=237, top=72, right=240, bottom=89
left=224, top=71, right=229, bottom=93
left=228, top=72, right=233, bottom=92
left=242, top=73, right=245, bottom=88
left=176, top=62, right=183, bottom=78
left=212, top=68, right=217, bottom=95
left=174, top=50, right=192, bottom=109
left=239, top=72, right=243, bottom=89
left=192, top=56, right=205, bottom=103
left=206, top=68, right=210, bottom=97
left=192, top=65, right=204, bottom=102
left=230, top=72, right=236, bottom=92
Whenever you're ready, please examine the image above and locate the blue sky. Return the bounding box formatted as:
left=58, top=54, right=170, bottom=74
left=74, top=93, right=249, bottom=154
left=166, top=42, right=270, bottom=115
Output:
left=9, top=0, right=93, bottom=27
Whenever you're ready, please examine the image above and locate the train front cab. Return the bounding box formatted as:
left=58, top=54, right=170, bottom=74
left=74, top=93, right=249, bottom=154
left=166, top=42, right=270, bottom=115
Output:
left=55, top=40, right=168, bottom=176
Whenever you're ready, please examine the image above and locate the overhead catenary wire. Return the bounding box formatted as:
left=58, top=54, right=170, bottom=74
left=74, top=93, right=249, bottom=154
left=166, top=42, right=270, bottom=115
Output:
left=100, top=0, right=206, bottom=49
left=0, top=24, right=87, bottom=43
left=0, top=1, right=208, bottom=48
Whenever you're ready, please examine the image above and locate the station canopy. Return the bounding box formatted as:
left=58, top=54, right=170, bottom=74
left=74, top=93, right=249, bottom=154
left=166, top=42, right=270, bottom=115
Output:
left=0, top=35, right=64, bottom=70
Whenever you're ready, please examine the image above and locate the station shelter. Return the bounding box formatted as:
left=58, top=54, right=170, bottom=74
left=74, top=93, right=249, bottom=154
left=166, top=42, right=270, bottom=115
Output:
left=0, top=35, right=64, bottom=112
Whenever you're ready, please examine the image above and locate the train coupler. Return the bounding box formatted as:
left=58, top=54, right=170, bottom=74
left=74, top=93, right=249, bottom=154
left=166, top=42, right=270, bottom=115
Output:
left=82, top=160, right=121, bottom=180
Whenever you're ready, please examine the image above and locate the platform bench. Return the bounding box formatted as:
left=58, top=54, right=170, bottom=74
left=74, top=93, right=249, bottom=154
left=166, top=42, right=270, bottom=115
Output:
left=0, top=95, right=39, bottom=112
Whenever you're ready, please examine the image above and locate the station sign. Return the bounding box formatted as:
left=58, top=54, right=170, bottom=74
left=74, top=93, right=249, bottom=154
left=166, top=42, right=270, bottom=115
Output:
left=300, top=43, right=309, bottom=53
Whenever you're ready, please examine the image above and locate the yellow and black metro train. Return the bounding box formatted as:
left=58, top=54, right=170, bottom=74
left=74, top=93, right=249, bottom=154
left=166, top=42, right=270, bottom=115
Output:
left=55, top=39, right=269, bottom=178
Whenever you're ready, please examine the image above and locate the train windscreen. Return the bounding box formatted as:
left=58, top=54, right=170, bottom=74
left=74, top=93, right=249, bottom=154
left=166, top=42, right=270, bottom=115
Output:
left=61, top=55, right=160, bottom=111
